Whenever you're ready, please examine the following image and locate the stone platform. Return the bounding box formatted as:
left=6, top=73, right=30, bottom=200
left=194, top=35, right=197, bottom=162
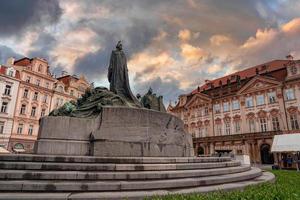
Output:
left=0, top=154, right=274, bottom=200
left=35, top=107, right=194, bottom=157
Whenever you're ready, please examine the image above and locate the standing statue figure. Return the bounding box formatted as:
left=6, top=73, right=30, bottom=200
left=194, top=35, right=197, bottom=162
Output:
left=108, top=41, right=141, bottom=107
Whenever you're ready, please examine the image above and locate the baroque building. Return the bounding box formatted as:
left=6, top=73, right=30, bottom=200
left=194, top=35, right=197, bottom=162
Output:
left=4, top=57, right=91, bottom=153
left=169, top=58, right=300, bottom=165
left=0, top=59, right=20, bottom=149
left=50, top=74, right=90, bottom=111
left=9, top=57, right=57, bottom=152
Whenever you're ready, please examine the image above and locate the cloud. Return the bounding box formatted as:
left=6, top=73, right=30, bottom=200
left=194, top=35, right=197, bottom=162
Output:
left=0, top=0, right=62, bottom=37
left=0, top=45, right=23, bottom=64
left=1, top=0, right=300, bottom=105
left=210, top=35, right=231, bottom=46
left=178, top=29, right=192, bottom=41
left=180, top=43, right=207, bottom=64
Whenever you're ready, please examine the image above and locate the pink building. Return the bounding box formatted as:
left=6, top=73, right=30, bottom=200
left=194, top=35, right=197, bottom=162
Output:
left=9, top=57, right=56, bottom=152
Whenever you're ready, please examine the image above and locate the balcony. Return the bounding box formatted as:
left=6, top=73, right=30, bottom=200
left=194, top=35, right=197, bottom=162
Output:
left=193, top=130, right=285, bottom=144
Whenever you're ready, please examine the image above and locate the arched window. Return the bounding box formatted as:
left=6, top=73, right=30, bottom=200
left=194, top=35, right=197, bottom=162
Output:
left=14, top=143, right=24, bottom=149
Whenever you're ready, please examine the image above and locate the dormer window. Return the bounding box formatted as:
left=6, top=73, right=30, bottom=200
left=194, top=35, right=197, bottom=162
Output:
left=7, top=70, right=14, bottom=77
left=291, top=66, right=297, bottom=75
left=38, top=64, right=42, bottom=72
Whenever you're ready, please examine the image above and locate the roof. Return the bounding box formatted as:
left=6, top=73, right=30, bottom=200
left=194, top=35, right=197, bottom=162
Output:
left=271, top=133, right=300, bottom=152
left=192, top=60, right=290, bottom=94
left=0, top=65, right=20, bottom=79
left=170, top=59, right=292, bottom=111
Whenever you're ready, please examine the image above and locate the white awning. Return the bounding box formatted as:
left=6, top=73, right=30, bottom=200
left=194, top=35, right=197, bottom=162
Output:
left=271, top=133, right=300, bottom=152
left=0, top=147, right=10, bottom=154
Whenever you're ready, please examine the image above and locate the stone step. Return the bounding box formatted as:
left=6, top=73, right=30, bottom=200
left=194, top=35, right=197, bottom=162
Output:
left=0, top=165, right=251, bottom=180
left=0, top=160, right=241, bottom=171
left=0, top=154, right=231, bottom=163
left=0, top=168, right=262, bottom=192
left=0, top=171, right=272, bottom=200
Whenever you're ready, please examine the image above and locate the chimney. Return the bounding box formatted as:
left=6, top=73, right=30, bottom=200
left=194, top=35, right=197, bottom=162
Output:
left=6, top=57, right=15, bottom=66
left=61, top=71, right=68, bottom=76
left=286, top=54, right=294, bottom=60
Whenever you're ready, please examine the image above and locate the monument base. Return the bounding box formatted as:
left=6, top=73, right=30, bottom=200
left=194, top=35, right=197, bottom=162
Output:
left=35, top=107, right=194, bottom=157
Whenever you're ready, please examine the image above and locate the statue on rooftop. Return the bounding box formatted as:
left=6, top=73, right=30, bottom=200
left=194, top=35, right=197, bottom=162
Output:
left=108, top=41, right=141, bottom=107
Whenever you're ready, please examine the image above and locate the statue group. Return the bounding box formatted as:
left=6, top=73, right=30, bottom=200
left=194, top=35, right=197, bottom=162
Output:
left=50, top=41, right=166, bottom=117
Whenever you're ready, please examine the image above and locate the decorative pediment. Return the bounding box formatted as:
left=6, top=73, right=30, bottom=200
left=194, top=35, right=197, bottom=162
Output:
left=287, top=106, right=298, bottom=114
left=257, top=110, right=267, bottom=118
left=246, top=112, right=255, bottom=119
left=237, top=76, right=281, bottom=95
left=185, top=93, right=211, bottom=108
left=270, top=108, right=279, bottom=116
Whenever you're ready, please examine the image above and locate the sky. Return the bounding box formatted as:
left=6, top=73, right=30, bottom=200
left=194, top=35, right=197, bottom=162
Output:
left=1, top=0, right=300, bottom=105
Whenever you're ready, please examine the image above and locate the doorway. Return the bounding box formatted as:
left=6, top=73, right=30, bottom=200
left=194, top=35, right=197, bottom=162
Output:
left=260, top=144, right=274, bottom=164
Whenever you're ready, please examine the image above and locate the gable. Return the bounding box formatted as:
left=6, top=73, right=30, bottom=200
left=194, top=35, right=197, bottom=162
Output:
left=237, top=76, right=281, bottom=95
left=185, top=93, right=211, bottom=108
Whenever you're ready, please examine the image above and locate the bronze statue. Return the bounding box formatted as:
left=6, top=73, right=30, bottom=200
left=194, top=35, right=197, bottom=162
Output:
left=49, top=41, right=169, bottom=118
left=108, top=41, right=141, bottom=107
left=140, top=88, right=166, bottom=112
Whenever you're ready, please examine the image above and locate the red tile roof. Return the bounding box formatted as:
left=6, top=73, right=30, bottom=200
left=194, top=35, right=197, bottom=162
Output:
left=192, top=60, right=290, bottom=94
left=0, top=65, right=20, bottom=79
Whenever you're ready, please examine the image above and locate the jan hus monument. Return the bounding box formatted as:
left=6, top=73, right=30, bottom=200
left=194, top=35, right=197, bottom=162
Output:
left=36, top=41, right=194, bottom=157
left=0, top=42, right=274, bottom=200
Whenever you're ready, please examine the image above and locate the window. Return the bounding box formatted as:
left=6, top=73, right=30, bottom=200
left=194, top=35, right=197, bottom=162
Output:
left=31, top=107, right=36, bottom=117
left=70, top=90, right=74, bottom=96
left=0, top=122, right=4, bottom=134
left=268, top=92, right=276, bottom=104
left=234, top=121, right=241, bottom=134
left=33, top=92, right=38, bottom=100
left=45, top=82, right=49, bottom=89
left=23, top=89, right=29, bottom=98
left=285, top=88, right=295, bottom=100
left=291, top=66, right=297, bottom=75
left=41, top=109, right=46, bottom=117
left=290, top=114, right=299, bottom=130
left=20, top=104, right=26, bottom=115
left=26, top=76, right=31, bottom=83
left=245, top=97, right=253, bottom=108
left=43, top=95, right=48, bottom=103
left=8, top=70, right=14, bottom=77
left=36, top=79, right=40, bottom=86
left=204, top=107, right=209, bottom=115
left=38, top=64, right=42, bottom=72
left=1, top=102, right=8, bottom=113
left=232, top=100, right=240, bottom=110
left=256, top=95, right=265, bottom=106
left=214, top=104, right=220, bottom=113
left=225, top=120, right=231, bottom=135
left=17, top=124, right=23, bottom=134
left=215, top=124, right=222, bottom=136
left=260, top=118, right=268, bottom=132
left=223, top=102, right=229, bottom=112
left=28, top=125, right=33, bottom=136
left=4, top=85, right=11, bottom=95
left=272, top=117, right=280, bottom=131
left=249, top=119, right=256, bottom=133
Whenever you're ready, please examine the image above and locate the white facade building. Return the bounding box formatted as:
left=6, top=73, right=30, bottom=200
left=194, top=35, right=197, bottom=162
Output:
left=0, top=62, right=20, bottom=149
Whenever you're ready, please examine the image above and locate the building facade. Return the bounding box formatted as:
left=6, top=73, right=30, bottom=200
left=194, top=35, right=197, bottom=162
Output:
left=169, top=58, right=300, bottom=165
left=0, top=60, right=20, bottom=149
left=5, top=57, right=90, bottom=153
left=50, top=74, right=90, bottom=111
left=8, top=57, right=57, bottom=152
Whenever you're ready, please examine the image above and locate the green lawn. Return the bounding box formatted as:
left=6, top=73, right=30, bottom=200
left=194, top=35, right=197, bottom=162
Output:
left=149, top=170, right=300, bottom=200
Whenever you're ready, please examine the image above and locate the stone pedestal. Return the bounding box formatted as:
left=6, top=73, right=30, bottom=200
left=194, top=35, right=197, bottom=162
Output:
left=35, top=107, right=194, bottom=157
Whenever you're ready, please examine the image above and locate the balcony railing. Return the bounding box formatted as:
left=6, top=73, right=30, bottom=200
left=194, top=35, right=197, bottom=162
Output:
left=192, top=130, right=286, bottom=143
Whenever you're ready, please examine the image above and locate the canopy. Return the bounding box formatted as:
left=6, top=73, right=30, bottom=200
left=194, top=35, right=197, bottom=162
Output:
left=0, top=146, right=9, bottom=154
left=271, top=133, right=300, bottom=152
